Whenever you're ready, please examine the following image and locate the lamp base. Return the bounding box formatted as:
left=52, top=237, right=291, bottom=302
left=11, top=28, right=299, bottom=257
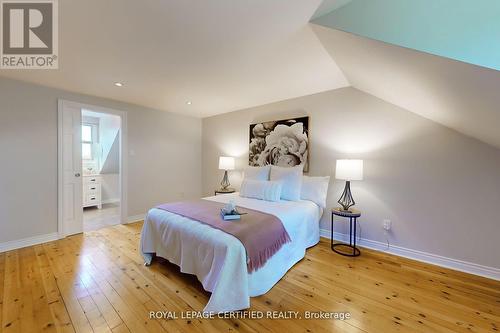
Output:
left=338, top=181, right=355, bottom=211
left=220, top=170, right=230, bottom=190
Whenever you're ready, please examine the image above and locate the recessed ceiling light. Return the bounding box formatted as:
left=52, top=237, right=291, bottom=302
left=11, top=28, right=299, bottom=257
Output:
left=186, top=101, right=192, bottom=105
left=114, top=82, right=123, bottom=87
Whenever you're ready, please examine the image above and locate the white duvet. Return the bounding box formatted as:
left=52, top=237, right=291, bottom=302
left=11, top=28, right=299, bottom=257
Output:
left=140, top=193, right=322, bottom=312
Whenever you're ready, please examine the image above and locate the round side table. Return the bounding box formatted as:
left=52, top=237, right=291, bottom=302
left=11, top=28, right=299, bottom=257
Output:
left=214, top=188, right=235, bottom=196
left=331, top=208, right=361, bottom=257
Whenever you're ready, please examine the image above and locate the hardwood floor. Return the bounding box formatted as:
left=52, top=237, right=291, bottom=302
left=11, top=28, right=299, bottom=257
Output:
left=1, top=222, right=499, bottom=333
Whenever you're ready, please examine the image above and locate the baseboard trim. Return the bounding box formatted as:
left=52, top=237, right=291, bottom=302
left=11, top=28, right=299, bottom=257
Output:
left=2, top=226, right=496, bottom=280
left=126, top=214, right=145, bottom=224
left=0, top=232, right=59, bottom=253
left=320, top=229, right=500, bottom=281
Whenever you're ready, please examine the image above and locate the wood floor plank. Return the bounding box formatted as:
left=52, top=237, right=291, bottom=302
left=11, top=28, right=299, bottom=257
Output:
left=54, top=234, right=151, bottom=333
left=21, top=246, right=58, bottom=333
left=86, top=228, right=240, bottom=333
left=2, top=222, right=499, bottom=333
left=78, top=271, right=124, bottom=330
left=296, top=250, right=498, bottom=331
left=70, top=250, right=162, bottom=333
left=33, top=244, right=75, bottom=333
left=41, top=240, right=94, bottom=333
left=313, top=243, right=500, bottom=302
left=78, top=295, right=111, bottom=333
left=110, top=322, right=131, bottom=333
left=18, top=247, right=38, bottom=333
left=3, top=250, right=22, bottom=333
left=0, top=252, right=4, bottom=332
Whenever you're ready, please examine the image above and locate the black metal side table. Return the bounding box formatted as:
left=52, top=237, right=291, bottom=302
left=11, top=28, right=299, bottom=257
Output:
left=331, top=208, right=361, bottom=257
left=214, top=188, right=235, bottom=196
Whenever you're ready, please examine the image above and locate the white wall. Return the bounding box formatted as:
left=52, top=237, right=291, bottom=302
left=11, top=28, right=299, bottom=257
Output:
left=0, top=77, right=202, bottom=243
left=101, top=174, right=120, bottom=203
left=97, top=112, right=120, bottom=173
left=202, top=87, right=500, bottom=269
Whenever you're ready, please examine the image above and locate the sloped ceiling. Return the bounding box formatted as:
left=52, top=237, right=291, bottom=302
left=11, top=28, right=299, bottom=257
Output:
left=101, top=133, right=120, bottom=174
left=0, top=0, right=348, bottom=117
left=312, top=24, right=500, bottom=149
left=313, top=0, right=500, bottom=71
left=311, top=0, right=353, bottom=20
left=1, top=0, right=499, bottom=150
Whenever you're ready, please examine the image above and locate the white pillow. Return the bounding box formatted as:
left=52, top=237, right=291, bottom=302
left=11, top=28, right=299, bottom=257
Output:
left=243, top=165, right=270, bottom=181
left=270, top=165, right=303, bottom=201
left=239, top=180, right=282, bottom=202
left=301, top=176, right=330, bottom=208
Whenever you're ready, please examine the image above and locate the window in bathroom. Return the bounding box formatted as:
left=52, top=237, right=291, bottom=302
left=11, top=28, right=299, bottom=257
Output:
left=82, top=124, right=95, bottom=160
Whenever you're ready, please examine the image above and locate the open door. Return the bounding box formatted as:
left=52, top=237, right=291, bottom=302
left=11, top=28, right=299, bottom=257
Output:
left=58, top=101, right=83, bottom=236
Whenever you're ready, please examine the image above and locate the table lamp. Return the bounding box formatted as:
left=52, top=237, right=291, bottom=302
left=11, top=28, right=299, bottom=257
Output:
left=218, top=156, right=235, bottom=190
left=335, top=159, right=363, bottom=211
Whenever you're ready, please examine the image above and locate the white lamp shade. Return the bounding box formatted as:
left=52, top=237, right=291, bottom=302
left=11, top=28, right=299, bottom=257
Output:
left=218, top=156, right=235, bottom=170
left=335, top=159, right=363, bottom=181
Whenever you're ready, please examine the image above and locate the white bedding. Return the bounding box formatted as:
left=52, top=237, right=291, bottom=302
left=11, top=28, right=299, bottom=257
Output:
left=140, top=193, right=322, bottom=312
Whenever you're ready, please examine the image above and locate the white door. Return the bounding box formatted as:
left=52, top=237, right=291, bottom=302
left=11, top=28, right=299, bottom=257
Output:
left=59, top=102, right=83, bottom=236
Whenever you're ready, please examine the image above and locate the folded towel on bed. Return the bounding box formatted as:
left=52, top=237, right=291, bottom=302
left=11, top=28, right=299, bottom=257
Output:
left=156, top=199, right=291, bottom=273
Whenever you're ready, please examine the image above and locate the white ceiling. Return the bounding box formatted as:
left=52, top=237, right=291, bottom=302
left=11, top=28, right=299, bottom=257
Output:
left=312, top=24, right=500, bottom=149
left=0, top=0, right=348, bottom=118
left=3, top=0, right=499, bottom=149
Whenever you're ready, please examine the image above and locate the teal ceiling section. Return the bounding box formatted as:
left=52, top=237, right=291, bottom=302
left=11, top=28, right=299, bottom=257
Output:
left=312, top=0, right=500, bottom=71
left=311, top=0, right=353, bottom=20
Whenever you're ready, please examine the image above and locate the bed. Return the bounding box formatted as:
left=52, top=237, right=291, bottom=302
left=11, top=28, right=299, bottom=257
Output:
left=140, top=192, right=323, bottom=312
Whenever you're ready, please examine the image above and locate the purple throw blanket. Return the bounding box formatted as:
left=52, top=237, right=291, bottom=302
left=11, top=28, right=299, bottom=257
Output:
left=156, top=199, right=291, bottom=273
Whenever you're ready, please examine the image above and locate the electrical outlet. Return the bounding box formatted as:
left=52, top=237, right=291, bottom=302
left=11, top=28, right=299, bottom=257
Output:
left=383, top=219, right=392, bottom=231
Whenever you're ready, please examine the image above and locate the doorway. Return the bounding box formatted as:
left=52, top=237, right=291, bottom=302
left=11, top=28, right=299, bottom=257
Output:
left=81, top=109, right=121, bottom=231
left=58, top=100, right=128, bottom=237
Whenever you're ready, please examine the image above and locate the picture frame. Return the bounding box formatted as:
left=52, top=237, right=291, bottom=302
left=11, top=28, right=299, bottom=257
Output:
left=249, top=116, right=309, bottom=172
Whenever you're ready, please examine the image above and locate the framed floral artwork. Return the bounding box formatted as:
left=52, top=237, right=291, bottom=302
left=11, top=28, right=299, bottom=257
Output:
left=249, top=116, right=309, bottom=172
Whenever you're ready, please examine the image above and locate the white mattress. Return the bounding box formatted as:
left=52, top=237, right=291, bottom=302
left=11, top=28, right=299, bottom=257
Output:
left=140, top=193, right=322, bottom=312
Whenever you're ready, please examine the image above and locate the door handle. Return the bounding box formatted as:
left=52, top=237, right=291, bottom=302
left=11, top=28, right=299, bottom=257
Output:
left=75, top=173, right=81, bottom=177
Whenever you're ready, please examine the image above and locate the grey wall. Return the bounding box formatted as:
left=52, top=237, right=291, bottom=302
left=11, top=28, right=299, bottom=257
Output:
left=202, top=87, right=500, bottom=268
left=0, top=77, right=202, bottom=243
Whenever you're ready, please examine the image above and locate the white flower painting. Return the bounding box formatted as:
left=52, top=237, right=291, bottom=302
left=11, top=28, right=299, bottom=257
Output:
left=249, top=117, right=309, bottom=172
